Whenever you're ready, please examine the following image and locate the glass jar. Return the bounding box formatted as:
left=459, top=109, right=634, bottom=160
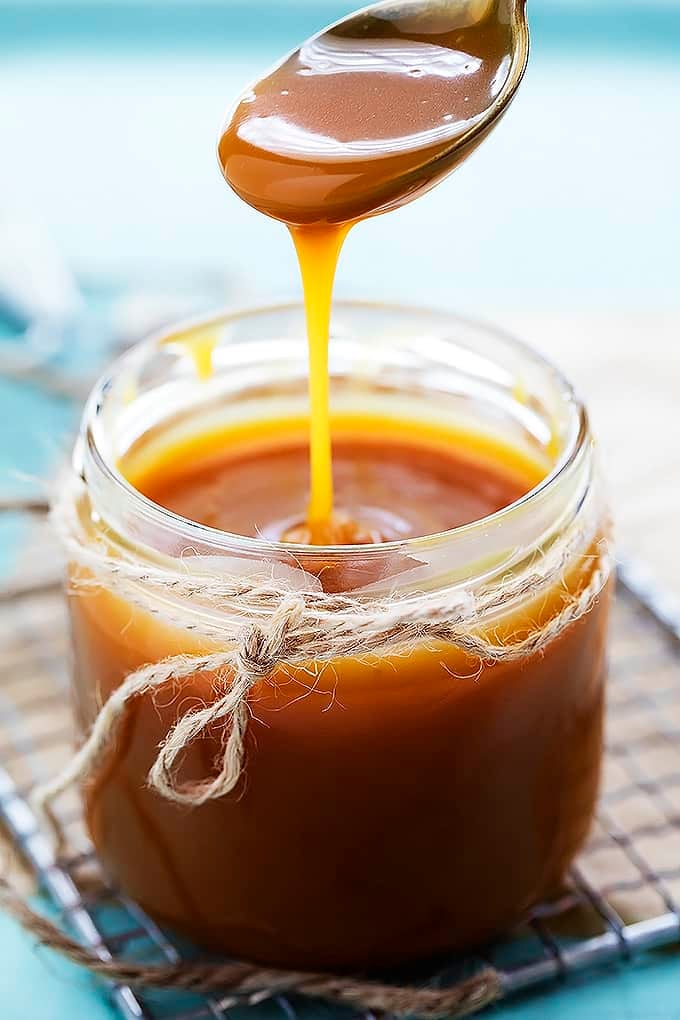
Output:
left=67, top=302, right=611, bottom=971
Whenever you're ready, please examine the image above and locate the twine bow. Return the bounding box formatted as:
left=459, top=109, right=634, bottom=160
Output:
left=31, top=479, right=612, bottom=832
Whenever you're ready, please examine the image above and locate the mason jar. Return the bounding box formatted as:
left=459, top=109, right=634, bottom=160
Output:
left=63, top=302, right=611, bottom=970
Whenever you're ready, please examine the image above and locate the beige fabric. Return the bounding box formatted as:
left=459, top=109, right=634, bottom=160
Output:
left=507, top=313, right=680, bottom=596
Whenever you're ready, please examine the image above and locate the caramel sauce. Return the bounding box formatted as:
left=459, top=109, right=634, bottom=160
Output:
left=218, top=0, right=528, bottom=540
left=74, top=576, right=606, bottom=969
left=71, top=420, right=608, bottom=968
left=163, top=325, right=218, bottom=382
left=126, top=414, right=542, bottom=589
left=131, top=417, right=540, bottom=545
left=218, top=0, right=527, bottom=225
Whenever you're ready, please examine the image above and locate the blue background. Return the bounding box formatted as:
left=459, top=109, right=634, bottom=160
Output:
left=1, top=1, right=679, bottom=1017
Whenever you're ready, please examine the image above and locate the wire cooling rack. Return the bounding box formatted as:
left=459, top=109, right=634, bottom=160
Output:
left=1, top=557, right=680, bottom=1020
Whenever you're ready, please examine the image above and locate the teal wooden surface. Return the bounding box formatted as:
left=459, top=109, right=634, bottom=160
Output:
left=1, top=1, right=679, bottom=1016
left=0, top=911, right=117, bottom=1020
left=2, top=902, right=680, bottom=1019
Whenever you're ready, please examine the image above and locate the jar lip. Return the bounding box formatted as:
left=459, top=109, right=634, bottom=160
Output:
left=81, top=299, right=589, bottom=560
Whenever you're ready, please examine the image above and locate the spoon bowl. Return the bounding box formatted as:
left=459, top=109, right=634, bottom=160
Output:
left=219, top=0, right=529, bottom=225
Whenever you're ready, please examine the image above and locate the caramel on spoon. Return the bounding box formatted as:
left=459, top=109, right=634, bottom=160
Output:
left=218, top=0, right=529, bottom=225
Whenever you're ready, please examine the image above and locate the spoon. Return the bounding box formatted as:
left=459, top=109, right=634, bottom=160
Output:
left=218, top=0, right=529, bottom=226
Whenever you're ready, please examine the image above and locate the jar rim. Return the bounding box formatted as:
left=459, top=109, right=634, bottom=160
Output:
left=80, top=299, right=589, bottom=562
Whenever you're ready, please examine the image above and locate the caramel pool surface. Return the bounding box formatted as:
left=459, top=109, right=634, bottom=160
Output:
left=130, top=418, right=540, bottom=545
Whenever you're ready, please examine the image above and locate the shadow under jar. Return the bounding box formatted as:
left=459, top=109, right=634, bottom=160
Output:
left=67, top=303, right=611, bottom=971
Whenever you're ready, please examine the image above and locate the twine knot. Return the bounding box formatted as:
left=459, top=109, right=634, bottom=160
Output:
left=235, top=596, right=305, bottom=681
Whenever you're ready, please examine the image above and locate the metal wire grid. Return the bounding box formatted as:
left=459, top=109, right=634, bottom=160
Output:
left=1, top=569, right=680, bottom=1020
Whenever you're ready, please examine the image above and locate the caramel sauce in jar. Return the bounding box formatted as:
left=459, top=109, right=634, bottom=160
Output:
left=68, top=305, right=611, bottom=969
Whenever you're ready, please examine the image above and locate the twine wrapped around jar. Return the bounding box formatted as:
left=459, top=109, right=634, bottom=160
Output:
left=32, top=474, right=613, bottom=823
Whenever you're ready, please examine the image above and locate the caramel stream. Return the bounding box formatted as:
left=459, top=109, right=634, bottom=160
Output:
left=290, top=225, right=351, bottom=535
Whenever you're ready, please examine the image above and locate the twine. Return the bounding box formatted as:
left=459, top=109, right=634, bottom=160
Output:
left=31, top=478, right=612, bottom=827
left=0, top=874, right=501, bottom=1017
